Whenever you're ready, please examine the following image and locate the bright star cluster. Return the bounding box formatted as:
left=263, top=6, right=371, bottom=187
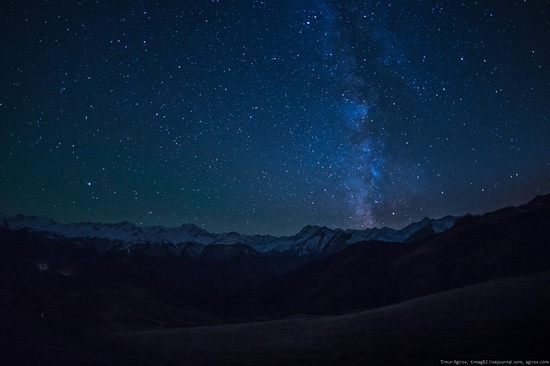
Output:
left=1, top=0, right=549, bottom=235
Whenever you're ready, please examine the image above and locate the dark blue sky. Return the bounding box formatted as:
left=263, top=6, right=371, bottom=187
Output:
left=1, top=0, right=549, bottom=235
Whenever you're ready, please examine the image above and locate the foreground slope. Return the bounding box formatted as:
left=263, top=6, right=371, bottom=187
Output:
left=116, top=271, right=550, bottom=365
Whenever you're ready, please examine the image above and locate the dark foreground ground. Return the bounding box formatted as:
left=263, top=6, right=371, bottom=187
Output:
left=113, top=271, right=550, bottom=366
left=2, top=270, right=550, bottom=365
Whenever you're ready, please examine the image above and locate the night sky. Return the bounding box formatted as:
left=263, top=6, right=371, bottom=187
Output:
left=1, top=0, right=549, bottom=236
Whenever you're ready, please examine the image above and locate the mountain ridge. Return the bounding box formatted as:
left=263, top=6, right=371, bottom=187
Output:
left=0, top=212, right=458, bottom=258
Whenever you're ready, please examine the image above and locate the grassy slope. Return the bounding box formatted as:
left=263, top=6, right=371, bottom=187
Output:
left=115, top=270, right=550, bottom=365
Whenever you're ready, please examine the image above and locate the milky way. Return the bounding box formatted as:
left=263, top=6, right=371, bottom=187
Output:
left=1, top=0, right=549, bottom=235
left=320, top=0, right=430, bottom=228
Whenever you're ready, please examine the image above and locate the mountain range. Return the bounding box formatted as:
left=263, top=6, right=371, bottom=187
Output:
left=1, top=194, right=549, bottom=365
left=0, top=213, right=457, bottom=258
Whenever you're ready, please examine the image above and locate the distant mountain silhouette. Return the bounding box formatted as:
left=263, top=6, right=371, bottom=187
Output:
left=0, top=212, right=458, bottom=258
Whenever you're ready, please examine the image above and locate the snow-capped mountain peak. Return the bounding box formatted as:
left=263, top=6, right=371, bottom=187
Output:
left=0, top=213, right=458, bottom=258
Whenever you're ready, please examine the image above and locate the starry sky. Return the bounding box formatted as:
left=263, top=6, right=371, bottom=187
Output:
left=1, top=0, right=549, bottom=236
